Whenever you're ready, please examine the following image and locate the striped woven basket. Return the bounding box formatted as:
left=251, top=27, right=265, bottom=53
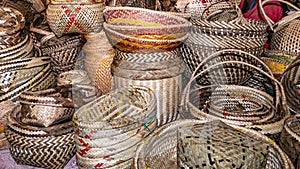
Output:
left=112, top=52, right=185, bottom=126
left=5, top=107, right=76, bottom=169
left=0, top=57, right=55, bottom=101
left=134, top=119, right=294, bottom=169
left=279, top=114, right=300, bottom=168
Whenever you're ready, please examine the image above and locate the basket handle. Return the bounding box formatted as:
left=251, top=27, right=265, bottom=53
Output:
left=181, top=49, right=286, bottom=114
left=259, top=0, right=300, bottom=31
left=29, top=23, right=56, bottom=45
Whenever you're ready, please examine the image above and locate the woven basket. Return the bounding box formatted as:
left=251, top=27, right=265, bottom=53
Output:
left=0, top=7, right=25, bottom=36
left=113, top=54, right=185, bottom=126
left=279, top=114, right=300, bottom=167
left=57, top=70, right=92, bottom=85
left=181, top=49, right=290, bottom=135
left=134, top=119, right=293, bottom=169
left=281, top=57, right=300, bottom=113
left=83, top=32, right=114, bottom=94
left=0, top=57, right=55, bottom=101
left=46, top=2, right=105, bottom=36
left=103, top=6, right=191, bottom=40
left=180, top=48, right=264, bottom=85
left=73, top=85, right=156, bottom=168
left=5, top=107, right=75, bottom=169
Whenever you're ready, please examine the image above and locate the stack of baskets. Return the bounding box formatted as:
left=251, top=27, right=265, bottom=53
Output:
left=103, top=6, right=191, bottom=126
left=179, top=3, right=268, bottom=81
left=134, top=119, right=293, bottom=168
left=5, top=84, right=100, bottom=168
left=180, top=49, right=290, bottom=141
left=73, top=86, right=157, bottom=168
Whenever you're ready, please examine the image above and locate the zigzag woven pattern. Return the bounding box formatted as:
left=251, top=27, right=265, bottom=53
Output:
left=5, top=126, right=75, bottom=169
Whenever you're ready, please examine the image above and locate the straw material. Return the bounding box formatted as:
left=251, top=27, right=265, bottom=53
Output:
left=0, top=57, right=54, bottom=101
left=57, top=70, right=92, bottom=86
left=0, top=7, right=25, bottom=36
left=134, top=119, right=293, bottom=169
left=281, top=57, right=300, bottom=113
left=279, top=114, right=300, bottom=167
left=103, top=6, right=191, bottom=40
left=46, top=3, right=105, bottom=36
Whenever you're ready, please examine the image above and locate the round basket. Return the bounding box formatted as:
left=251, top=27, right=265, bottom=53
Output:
left=46, top=2, right=105, bottom=36
left=5, top=108, right=75, bottom=169
left=103, top=6, right=191, bottom=40
left=281, top=58, right=300, bottom=113
left=134, top=119, right=294, bottom=169
left=279, top=114, right=300, bottom=167
left=181, top=49, right=290, bottom=135
left=0, top=57, right=55, bottom=101
left=103, top=22, right=189, bottom=53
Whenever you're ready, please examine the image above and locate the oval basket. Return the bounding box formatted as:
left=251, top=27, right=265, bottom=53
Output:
left=103, top=6, right=191, bottom=40
left=46, top=2, right=105, bottom=36
left=5, top=108, right=75, bottom=169
left=181, top=49, right=290, bottom=135
left=134, top=119, right=294, bottom=169
left=279, top=114, right=300, bottom=167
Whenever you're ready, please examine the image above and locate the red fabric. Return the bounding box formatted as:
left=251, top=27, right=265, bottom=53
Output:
left=239, top=0, right=284, bottom=22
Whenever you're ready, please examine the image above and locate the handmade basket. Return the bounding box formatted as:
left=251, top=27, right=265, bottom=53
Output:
left=279, top=114, right=300, bottom=167
left=281, top=57, right=300, bottom=113
left=73, top=85, right=157, bottom=168
left=57, top=70, right=92, bottom=86
left=18, top=85, right=76, bottom=127
left=134, top=119, right=294, bottom=169
left=181, top=49, right=290, bottom=135
left=46, top=2, right=105, bottom=36
left=103, top=6, right=191, bottom=40
left=180, top=48, right=264, bottom=85
left=0, top=57, right=55, bottom=101
left=83, top=32, right=114, bottom=94
left=113, top=54, right=185, bottom=126
left=5, top=107, right=75, bottom=169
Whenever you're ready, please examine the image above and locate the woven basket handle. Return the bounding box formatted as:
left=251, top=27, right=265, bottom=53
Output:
left=181, top=49, right=287, bottom=114
left=29, top=23, right=56, bottom=45
left=259, top=0, right=300, bottom=31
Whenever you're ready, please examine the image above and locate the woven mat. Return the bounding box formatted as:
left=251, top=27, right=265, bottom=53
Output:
left=0, top=149, right=78, bottom=169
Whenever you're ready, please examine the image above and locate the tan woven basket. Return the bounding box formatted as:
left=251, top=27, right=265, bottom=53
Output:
left=46, top=2, right=105, bottom=36
left=280, top=114, right=300, bottom=167
left=181, top=49, right=290, bottom=135
left=134, top=119, right=294, bottom=169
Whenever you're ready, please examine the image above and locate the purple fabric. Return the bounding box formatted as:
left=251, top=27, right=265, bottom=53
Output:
left=0, top=149, right=78, bottom=169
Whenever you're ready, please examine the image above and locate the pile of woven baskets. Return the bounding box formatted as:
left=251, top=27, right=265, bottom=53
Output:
left=103, top=6, right=190, bottom=126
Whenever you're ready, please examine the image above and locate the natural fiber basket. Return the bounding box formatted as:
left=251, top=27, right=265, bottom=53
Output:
left=57, top=70, right=92, bottom=86
left=134, top=119, right=294, bottom=169
left=0, top=7, right=25, bottom=36
left=103, top=22, right=189, bottom=53
left=46, top=2, right=105, bottom=36
left=103, top=6, right=191, bottom=40
left=0, top=57, right=54, bottom=101
left=5, top=108, right=75, bottom=169
left=279, top=114, right=300, bottom=167
left=281, top=57, right=300, bottom=113
left=181, top=49, right=290, bottom=135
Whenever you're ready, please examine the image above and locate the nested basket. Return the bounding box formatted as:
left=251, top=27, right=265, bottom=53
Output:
left=46, top=1, right=105, bottom=36
left=73, top=85, right=157, bottom=168
left=281, top=57, right=300, bottom=113
left=134, top=119, right=294, bottom=169
left=180, top=49, right=290, bottom=135
left=112, top=51, right=185, bottom=126
left=0, top=57, right=55, bottom=101
left=280, top=114, right=300, bottom=168
left=5, top=107, right=76, bottom=169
